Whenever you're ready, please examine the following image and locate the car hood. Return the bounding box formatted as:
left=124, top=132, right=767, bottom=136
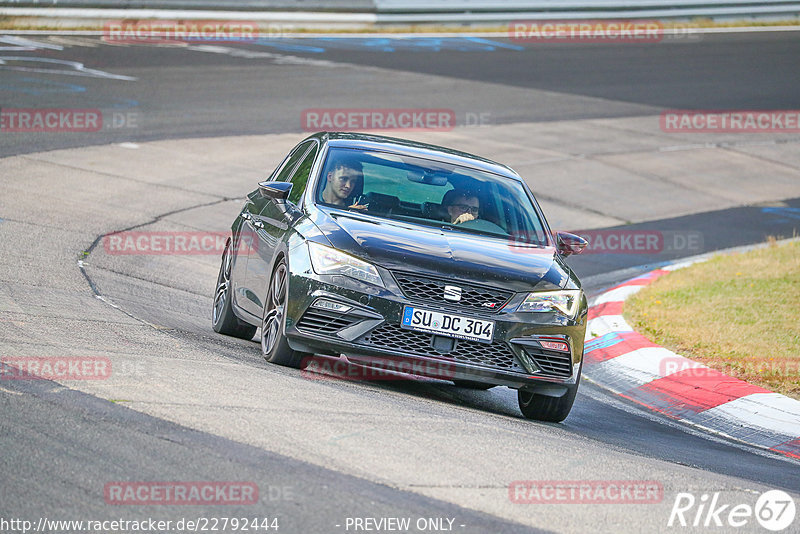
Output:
left=312, top=209, right=569, bottom=292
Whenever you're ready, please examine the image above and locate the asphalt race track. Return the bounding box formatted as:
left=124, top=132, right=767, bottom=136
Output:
left=1, top=30, right=800, bottom=533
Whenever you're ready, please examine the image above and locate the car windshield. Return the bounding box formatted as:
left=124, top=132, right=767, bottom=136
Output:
left=315, top=147, right=549, bottom=245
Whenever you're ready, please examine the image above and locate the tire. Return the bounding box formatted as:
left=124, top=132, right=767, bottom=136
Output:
left=261, top=258, right=308, bottom=368
left=452, top=380, right=495, bottom=390
left=212, top=239, right=257, bottom=340
left=517, top=371, right=581, bottom=423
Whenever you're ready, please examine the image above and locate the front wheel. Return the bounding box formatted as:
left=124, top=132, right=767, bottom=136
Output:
left=518, top=371, right=581, bottom=423
left=212, top=239, right=257, bottom=340
left=261, top=258, right=308, bottom=368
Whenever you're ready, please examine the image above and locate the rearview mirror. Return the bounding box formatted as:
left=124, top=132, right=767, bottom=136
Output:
left=406, top=169, right=449, bottom=186
left=556, top=231, right=588, bottom=257
left=258, top=181, right=292, bottom=201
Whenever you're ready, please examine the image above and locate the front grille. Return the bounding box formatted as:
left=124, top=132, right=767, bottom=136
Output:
left=392, top=272, right=513, bottom=314
left=357, top=323, right=523, bottom=373
left=523, top=347, right=573, bottom=378
left=296, top=308, right=361, bottom=335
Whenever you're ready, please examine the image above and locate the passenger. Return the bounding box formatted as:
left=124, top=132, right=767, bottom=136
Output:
left=441, top=189, right=481, bottom=225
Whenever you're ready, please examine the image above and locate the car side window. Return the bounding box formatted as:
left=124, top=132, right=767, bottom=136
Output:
left=273, top=141, right=313, bottom=183
left=286, top=144, right=319, bottom=206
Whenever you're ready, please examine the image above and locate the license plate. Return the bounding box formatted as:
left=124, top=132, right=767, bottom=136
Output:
left=401, top=306, right=494, bottom=343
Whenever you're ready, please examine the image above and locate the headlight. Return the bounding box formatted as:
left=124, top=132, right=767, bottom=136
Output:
left=518, top=290, right=581, bottom=318
left=307, top=242, right=384, bottom=288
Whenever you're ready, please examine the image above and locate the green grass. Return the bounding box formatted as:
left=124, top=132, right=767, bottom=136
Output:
left=625, top=239, right=800, bottom=399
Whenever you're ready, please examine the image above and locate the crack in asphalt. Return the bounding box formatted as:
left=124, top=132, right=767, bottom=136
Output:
left=78, top=196, right=235, bottom=300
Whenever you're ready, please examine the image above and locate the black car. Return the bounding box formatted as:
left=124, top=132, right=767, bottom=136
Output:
left=212, top=132, right=588, bottom=422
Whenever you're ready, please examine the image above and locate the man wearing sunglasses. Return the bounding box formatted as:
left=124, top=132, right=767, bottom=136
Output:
left=442, top=189, right=481, bottom=225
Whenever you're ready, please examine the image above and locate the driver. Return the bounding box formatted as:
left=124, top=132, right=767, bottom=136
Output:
left=442, top=189, right=480, bottom=225
left=321, top=159, right=368, bottom=210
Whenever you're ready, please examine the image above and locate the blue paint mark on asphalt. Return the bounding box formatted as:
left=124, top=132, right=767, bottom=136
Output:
left=109, top=99, right=140, bottom=109
left=0, top=76, right=86, bottom=96
left=252, top=36, right=523, bottom=53
left=464, top=37, right=525, bottom=51
left=584, top=332, right=622, bottom=353
left=253, top=39, right=326, bottom=53
left=761, top=207, right=800, bottom=223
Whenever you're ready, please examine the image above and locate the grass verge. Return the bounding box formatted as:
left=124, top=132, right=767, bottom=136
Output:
left=625, top=239, right=800, bottom=399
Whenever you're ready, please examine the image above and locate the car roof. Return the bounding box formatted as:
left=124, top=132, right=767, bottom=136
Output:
left=309, top=132, right=521, bottom=181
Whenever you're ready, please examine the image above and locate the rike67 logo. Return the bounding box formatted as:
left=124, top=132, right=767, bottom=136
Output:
left=668, top=490, right=796, bottom=531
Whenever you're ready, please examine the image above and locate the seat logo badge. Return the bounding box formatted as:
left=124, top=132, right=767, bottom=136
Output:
left=443, top=285, right=462, bottom=302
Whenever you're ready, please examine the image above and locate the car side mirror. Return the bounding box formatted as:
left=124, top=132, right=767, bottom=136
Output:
left=556, top=231, right=588, bottom=257
left=258, top=181, right=292, bottom=201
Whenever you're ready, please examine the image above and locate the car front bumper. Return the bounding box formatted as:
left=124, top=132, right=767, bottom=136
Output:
left=284, top=247, right=587, bottom=391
